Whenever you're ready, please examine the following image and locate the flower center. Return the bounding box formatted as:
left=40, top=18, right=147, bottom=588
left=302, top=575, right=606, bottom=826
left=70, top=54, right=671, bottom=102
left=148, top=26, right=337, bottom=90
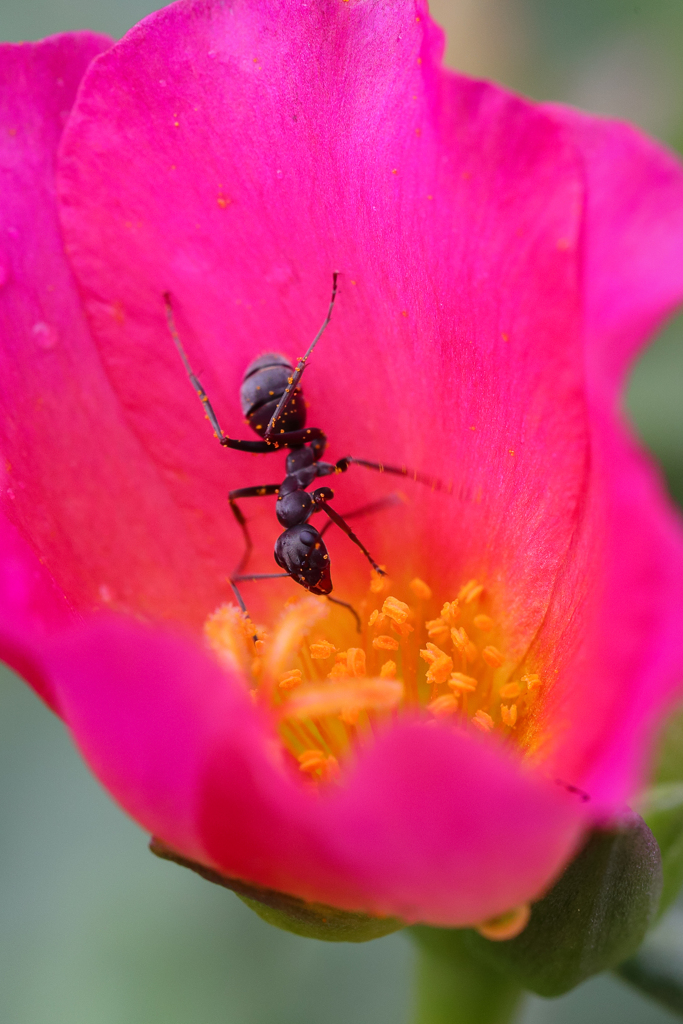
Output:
left=204, top=571, right=543, bottom=783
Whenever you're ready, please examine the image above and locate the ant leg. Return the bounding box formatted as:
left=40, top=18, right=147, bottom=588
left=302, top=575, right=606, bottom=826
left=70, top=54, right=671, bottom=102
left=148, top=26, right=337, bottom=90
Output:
left=319, top=492, right=404, bottom=538
left=311, top=489, right=386, bottom=575
left=165, top=295, right=326, bottom=454
left=264, top=272, right=339, bottom=440
left=228, top=484, right=281, bottom=574
left=336, top=456, right=444, bottom=492
left=164, top=293, right=227, bottom=441
left=228, top=574, right=290, bottom=641
left=326, top=595, right=361, bottom=632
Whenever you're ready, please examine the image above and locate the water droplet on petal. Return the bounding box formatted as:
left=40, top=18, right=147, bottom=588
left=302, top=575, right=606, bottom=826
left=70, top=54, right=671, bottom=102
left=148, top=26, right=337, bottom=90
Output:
left=32, top=321, right=58, bottom=350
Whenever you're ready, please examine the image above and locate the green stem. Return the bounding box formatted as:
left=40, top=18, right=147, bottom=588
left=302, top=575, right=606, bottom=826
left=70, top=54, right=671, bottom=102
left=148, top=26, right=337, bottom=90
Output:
left=410, top=927, right=525, bottom=1024
left=616, top=954, right=683, bottom=1018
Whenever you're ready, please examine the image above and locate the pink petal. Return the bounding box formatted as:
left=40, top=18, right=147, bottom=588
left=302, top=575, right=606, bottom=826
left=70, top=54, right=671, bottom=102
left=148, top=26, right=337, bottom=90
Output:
left=57, top=0, right=591, bottom=659
left=0, top=511, right=73, bottom=710
left=0, top=33, right=230, bottom=626
left=42, top=615, right=586, bottom=925
left=524, top=112, right=683, bottom=807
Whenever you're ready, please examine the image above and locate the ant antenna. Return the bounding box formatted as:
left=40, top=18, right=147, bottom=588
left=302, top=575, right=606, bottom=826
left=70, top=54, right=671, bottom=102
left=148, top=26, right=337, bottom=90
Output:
left=164, top=292, right=227, bottom=442
left=264, top=272, right=339, bottom=441
left=326, top=594, right=361, bottom=633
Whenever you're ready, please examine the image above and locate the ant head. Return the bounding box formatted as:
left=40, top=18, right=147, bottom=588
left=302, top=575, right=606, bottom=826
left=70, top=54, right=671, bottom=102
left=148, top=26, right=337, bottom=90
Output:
left=274, top=524, right=332, bottom=595
left=240, top=352, right=307, bottom=438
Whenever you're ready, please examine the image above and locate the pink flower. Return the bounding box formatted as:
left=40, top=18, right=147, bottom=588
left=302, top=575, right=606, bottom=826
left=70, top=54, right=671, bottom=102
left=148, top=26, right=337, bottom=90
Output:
left=1, top=0, right=683, bottom=930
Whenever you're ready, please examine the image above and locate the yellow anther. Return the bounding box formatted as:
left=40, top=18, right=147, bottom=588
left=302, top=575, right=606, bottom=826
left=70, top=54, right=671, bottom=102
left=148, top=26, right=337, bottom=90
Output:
left=298, top=749, right=327, bottom=773
left=373, top=635, right=399, bottom=651
left=368, top=609, right=379, bottom=628
left=309, top=639, right=337, bottom=659
left=251, top=657, right=262, bottom=677
left=327, top=661, right=351, bottom=678
left=204, top=603, right=251, bottom=673
left=279, top=668, right=303, bottom=690
left=347, top=648, right=367, bottom=677
left=440, top=600, right=460, bottom=626
left=370, top=567, right=389, bottom=593
left=409, top=578, right=432, bottom=600
left=500, top=682, right=521, bottom=699
left=379, top=660, right=397, bottom=679
left=428, top=694, right=459, bottom=718
left=482, top=645, right=505, bottom=668
left=391, top=620, right=414, bottom=637
left=449, top=672, right=477, bottom=693
left=472, top=710, right=495, bottom=733
left=284, top=678, right=403, bottom=720
left=476, top=904, right=531, bottom=941
left=420, top=642, right=444, bottom=665
left=451, top=627, right=477, bottom=662
left=464, top=583, right=484, bottom=604
left=522, top=673, right=541, bottom=690
left=339, top=707, right=359, bottom=726
left=425, top=617, right=450, bottom=644
left=501, top=704, right=518, bottom=727
left=458, top=579, right=479, bottom=601
left=473, top=614, right=494, bottom=631
left=382, top=595, right=411, bottom=624
left=427, top=653, right=453, bottom=686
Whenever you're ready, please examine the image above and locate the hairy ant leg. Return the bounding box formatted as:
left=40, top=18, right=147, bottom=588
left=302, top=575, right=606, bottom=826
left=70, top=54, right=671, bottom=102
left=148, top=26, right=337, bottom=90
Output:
left=311, top=488, right=386, bottom=575
left=228, top=484, right=281, bottom=574
left=336, top=456, right=444, bottom=491
left=319, top=492, right=404, bottom=538
left=264, top=272, right=339, bottom=440
left=326, top=595, right=361, bottom=632
left=165, top=292, right=328, bottom=453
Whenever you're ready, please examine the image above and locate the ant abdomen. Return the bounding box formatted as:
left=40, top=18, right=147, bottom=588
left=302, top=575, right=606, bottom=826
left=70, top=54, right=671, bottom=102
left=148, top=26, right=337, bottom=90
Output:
left=240, top=352, right=307, bottom=436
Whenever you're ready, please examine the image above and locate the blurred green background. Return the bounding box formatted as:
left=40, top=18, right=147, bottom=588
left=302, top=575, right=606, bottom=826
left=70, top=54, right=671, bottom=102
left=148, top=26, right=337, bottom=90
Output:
left=0, top=1, right=682, bottom=1022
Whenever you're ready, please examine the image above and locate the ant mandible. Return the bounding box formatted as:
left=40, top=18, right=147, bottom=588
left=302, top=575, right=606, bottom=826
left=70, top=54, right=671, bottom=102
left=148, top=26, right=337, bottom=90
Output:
left=164, top=274, right=438, bottom=629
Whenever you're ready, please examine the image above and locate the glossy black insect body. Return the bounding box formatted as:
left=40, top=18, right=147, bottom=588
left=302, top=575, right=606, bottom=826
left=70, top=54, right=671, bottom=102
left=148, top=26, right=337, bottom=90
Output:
left=164, top=274, right=439, bottom=626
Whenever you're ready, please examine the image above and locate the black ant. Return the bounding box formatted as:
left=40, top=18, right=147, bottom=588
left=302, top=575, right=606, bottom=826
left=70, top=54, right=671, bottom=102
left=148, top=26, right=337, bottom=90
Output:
left=164, top=274, right=439, bottom=629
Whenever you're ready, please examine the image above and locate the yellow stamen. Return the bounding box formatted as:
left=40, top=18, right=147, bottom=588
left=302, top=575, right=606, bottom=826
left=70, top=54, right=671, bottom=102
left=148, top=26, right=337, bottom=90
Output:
left=501, top=704, right=518, bottom=727
left=347, top=648, right=367, bottom=677
left=522, top=673, right=541, bottom=690
left=428, top=694, right=459, bottom=718
left=264, top=596, right=328, bottom=682
left=373, top=635, right=400, bottom=651
left=309, top=639, right=337, bottom=659
left=473, top=614, right=493, bottom=631
left=379, top=660, right=397, bottom=679
left=440, top=600, right=460, bottom=626
left=279, top=668, right=303, bottom=690
left=482, top=645, right=505, bottom=668
left=382, top=595, right=411, bottom=625
left=283, top=678, right=404, bottom=720
left=370, top=567, right=389, bottom=593
left=472, top=710, right=495, bottom=733
left=425, top=617, right=450, bottom=644
left=475, top=903, right=531, bottom=941
left=451, top=627, right=477, bottom=662
left=409, top=578, right=432, bottom=600
left=500, top=682, right=521, bottom=699
left=449, top=672, right=477, bottom=693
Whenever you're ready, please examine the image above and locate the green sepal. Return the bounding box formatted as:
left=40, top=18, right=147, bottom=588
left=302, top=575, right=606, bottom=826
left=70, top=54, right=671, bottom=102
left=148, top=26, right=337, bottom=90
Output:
left=637, top=782, right=683, bottom=915
left=411, top=813, right=662, bottom=998
left=149, top=838, right=404, bottom=942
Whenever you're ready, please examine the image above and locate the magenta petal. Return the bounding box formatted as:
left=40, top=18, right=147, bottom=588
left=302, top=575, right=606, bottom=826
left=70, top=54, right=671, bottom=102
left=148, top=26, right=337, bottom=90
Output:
left=57, top=0, right=591, bottom=654
left=41, top=615, right=585, bottom=925
left=525, top=112, right=683, bottom=807
left=0, top=33, right=230, bottom=626
left=0, top=512, right=73, bottom=710
left=40, top=617, right=263, bottom=867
